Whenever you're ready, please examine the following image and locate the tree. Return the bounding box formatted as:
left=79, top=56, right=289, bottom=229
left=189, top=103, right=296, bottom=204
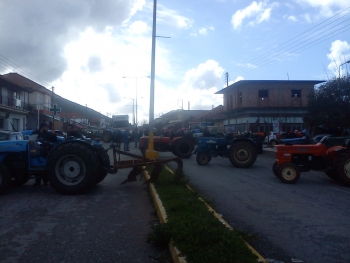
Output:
left=304, top=76, right=350, bottom=134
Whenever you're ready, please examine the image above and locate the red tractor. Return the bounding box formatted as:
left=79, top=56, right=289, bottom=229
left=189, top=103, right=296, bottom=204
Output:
left=273, top=136, right=350, bottom=186
left=139, top=135, right=194, bottom=159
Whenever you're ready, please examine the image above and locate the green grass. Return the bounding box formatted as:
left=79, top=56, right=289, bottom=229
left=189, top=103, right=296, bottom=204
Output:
left=147, top=166, right=259, bottom=263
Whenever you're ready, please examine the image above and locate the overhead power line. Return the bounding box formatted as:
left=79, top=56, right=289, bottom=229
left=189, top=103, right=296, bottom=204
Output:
left=228, top=6, right=350, bottom=79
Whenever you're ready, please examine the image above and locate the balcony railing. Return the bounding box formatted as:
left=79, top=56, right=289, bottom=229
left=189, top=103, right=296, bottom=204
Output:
left=0, top=95, right=30, bottom=111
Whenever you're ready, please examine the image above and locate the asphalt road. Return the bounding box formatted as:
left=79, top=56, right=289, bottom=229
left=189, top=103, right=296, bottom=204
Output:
left=0, top=144, right=166, bottom=263
left=165, top=148, right=350, bottom=263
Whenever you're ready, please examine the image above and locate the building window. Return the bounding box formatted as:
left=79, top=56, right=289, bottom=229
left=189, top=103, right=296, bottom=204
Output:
left=238, top=92, right=242, bottom=104
left=291, top=89, right=301, bottom=98
left=259, top=90, right=268, bottom=98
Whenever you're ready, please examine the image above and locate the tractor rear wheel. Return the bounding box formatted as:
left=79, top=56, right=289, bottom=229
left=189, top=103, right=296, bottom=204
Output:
left=196, top=152, right=211, bottom=165
left=229, top=140, right=257, bottom=168
left=47, top=143, right=98, bottom=194
left=272, top=161, right=279, bottom=177
left=324, top=168, right=339, bottom=180
left=94, top=146, right=110, bottom=185
left=172, top=138, right=194, bottom=158
left=278, top=163, right=300, bottom=184
left=335, top=151, right=350, bottom=186
left=0, top=165, right=10, bottom=195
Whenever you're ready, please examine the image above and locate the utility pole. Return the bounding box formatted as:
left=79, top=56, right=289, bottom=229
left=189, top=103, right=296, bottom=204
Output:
left=225, top=72, right=229, bottom=87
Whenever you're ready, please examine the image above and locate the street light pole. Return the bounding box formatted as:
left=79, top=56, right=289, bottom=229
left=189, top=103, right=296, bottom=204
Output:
left=122, top=76, right=150, bottom=126
left=124, top=97, right=135, bottom=125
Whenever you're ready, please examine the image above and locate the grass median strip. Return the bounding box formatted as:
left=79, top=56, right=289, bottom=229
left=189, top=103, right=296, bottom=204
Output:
left=147, top=166, right=260, bottom=263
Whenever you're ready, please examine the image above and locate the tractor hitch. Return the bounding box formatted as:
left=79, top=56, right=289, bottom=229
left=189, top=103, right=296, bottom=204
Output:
left=105, top=144, right=183, bottom=184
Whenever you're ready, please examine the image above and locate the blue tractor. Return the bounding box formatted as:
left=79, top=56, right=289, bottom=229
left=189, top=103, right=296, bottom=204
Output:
left=0, top=136, right=110, bottom=195
left=194, top=134, right=258, bottom=168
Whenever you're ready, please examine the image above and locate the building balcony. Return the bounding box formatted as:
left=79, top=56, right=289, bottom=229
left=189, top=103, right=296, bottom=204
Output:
left=0, top=95, right=30, bottom=111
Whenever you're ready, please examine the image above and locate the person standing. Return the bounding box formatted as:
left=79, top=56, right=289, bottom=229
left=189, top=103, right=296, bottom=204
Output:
left=31, top=122, right=57, bottom=186
left=133, top=128, right=140, bottom=148
left=123, top=129, right=130, bottom=151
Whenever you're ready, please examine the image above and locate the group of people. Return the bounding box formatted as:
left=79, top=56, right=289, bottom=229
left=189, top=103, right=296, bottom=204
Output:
left=122, top=128, right=143, bottom=151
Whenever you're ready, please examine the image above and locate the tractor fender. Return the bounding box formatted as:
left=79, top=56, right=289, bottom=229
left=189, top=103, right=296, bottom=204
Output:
left=47, top=139, right=99, bottom=161
left=171, top=136, right=185, bottom=145
left=325, top=145, right=347, bottom=160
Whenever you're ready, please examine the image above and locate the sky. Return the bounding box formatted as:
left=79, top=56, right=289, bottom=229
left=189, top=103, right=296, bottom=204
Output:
left=0, top=0, right=349, bottom=125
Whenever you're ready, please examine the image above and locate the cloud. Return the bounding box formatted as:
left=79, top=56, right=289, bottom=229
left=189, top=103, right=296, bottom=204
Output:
left=0, top=0, right=144, bottom=83
left=86, top=55, right=103, bottom=73
left=157, top=5, right=194, bottom=30
left=287, top=15, right=298, bottom=22
left=153, top=60, right=225, bottom=115
left=327, top=40, right=350, bottom=75
left=231, top=1, right=275, bottom=30
left=198, top=26, right=215, bottom=35
left=296, top=0, right=349, bottom=17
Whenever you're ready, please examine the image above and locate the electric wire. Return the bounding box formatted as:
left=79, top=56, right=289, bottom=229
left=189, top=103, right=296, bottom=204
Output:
left=228, top=6, right=350, bottom=78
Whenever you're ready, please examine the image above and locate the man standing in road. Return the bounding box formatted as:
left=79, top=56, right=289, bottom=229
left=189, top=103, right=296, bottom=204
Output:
left=31, top=122, right=57, bottom=186
left=123, top=129, right=130, bottom=151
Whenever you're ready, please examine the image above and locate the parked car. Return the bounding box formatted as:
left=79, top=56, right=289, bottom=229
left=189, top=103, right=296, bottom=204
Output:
left=0, top=130, right=23, bottom=141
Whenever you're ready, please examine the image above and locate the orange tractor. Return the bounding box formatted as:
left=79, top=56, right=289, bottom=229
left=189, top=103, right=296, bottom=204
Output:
left=273, top=136, right=350, bottom=186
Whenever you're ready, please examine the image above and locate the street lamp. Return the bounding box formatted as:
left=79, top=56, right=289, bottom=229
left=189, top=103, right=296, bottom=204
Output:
left=122, top=76, right=150, bottom=126
left=124, top=97, right=135, bottom=125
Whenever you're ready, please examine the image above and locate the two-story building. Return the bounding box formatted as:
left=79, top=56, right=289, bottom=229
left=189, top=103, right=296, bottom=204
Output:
left=0, top=74, right=31, bottom=130
left=215, top=80, right=325, bottom=133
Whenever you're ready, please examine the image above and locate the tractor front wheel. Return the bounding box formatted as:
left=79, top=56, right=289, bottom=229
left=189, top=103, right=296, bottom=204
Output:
left=102, top=132, right=112, bottom=143
left=278, top=163, right=300, bottom=184
left=335, top=151, right=350, bottom=186
left=172, top=138, right=194, bottom=159
left=196, top=152, right=211, bottom=165
left=47, top=143, right=98, bottom=194
left=229, top=140, right=257, bottom=168
left=0, top=165, right=10, bottom=195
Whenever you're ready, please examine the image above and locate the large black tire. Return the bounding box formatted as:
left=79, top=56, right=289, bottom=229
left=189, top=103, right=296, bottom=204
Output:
left=324, top=167, right=339, bottom=180
left=228, top=140, right=257, bottom=168
left=272, top=161, right=279, bottom=177
left=335, top=151, right=350, bottom=186
left=94, top=146, right=110, bottom=185
left=277, top=163, right=300, bottom=184
left=270, top=139, right=277, bottom=147
left=171, top=138, right=194, bottom=158
left=0, top=165, right=11, bottom=195
left=102, top=132, right=112, bottom=143
left=196, top=152, right=211, bottom=165
left=47, top=143, right=98, bottom=194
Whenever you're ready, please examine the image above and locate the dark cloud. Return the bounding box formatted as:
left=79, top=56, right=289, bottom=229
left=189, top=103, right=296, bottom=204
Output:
left=0, top=0, right=139, bottom=82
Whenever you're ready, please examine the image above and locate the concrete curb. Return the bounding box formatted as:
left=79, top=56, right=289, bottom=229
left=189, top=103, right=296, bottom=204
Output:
left=145, top=166, right=267, bottom=263
left=144, top=171, right=187, bottom=263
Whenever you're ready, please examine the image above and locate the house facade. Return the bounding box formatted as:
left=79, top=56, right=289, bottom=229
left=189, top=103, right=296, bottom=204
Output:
left=0, top=75, right=31, bottom=130
left=216, top=80, right=324, bottom=134
left=1, top=73, right=110, bottom=131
